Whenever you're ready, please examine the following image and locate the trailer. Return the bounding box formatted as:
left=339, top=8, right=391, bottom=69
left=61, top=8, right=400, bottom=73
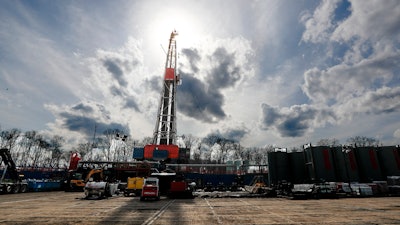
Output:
left=0, top=148, right=28, bottom=194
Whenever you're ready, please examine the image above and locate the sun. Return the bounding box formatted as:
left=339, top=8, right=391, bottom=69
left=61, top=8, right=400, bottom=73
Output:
left=148, top=7, right=202, bottom=50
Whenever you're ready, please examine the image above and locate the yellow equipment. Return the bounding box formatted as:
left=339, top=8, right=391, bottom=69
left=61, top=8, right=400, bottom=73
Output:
left=124, top=177, right=144, bottom=197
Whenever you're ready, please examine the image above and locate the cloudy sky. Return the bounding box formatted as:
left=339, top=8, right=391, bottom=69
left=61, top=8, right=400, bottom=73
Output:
left=0, top=0, right=399, bottom=149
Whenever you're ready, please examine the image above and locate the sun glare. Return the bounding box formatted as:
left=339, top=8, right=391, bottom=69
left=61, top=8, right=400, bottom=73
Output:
left=148, top=8, right=202, bottom=50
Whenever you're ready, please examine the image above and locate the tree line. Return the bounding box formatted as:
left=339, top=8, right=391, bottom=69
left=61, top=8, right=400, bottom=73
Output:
left=0, top=127, right=383, bottom=169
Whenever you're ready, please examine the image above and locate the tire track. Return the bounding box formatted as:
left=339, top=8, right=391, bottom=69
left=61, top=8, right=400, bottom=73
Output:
left=204, top=198, right=223, bottom=224
left=141, top=199, right=175, bottom=225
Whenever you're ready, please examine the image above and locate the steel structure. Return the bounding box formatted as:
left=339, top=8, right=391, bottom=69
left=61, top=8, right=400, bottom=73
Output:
left=152, top=30, right=180, bottom=145
left=142, top=31, right=180, bottom=160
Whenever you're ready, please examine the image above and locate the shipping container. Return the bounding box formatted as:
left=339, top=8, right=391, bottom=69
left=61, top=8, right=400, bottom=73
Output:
left=133, top=147, right=144, bottom=160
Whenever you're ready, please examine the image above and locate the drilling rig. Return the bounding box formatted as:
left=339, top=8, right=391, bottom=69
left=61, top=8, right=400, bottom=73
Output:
left=144, top=30, right=180, bottom=161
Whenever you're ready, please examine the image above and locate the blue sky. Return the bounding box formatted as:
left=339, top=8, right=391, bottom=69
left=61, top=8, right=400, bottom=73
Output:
left=0, top=0, right=399, bottom=149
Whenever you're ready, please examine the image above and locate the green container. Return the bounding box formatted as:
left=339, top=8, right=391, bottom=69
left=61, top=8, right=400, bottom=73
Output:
left=331, top=147, right=360, bottom=182
left=304, top=146, right=336, bottom=182
left=288, top=152, right=306, bottom=184
left=376, top=146, right=400, bottom=177
left=354, top=147, right=383, bottom=182
left=268, top=151, right=289, bottom=185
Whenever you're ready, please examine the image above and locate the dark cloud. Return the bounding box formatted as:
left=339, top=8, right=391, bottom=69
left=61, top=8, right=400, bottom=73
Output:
left=181, top=48, right=201, bottom=73
left=96, top=103, right=111, bottom=120
left=259, top=104, right=281, bottom=127
left=208, top=47, right=241, bottom=89
left=59, top=112, right=129, bottom=137
left=145, top=76, right=162, bottom=92
left=260, top=103, right=333, bottom=137
left=204, top=127, right=248, bottom=143
left=110, top=85, right=124, bottom=96
left=124, top=98, right=140, bottom=112
left=103, top=59, right=127, bottom=87
left=222, top=128, right=248, bottom=142
left=72, top=103, right=93, bottom=113
left=177, top=47, right=245, bottom=122
left=178, top=73, right=225, bottom=122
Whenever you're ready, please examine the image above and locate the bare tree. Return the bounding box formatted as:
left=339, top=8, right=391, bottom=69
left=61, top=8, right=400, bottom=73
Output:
left=202, top=133, right=235, bottom=163
left=0, top=128, right=21, bottom=151
left=32, top=135, right=49, bottom=167
left=317, top=138, right=340, bottom=146
left=49, top=135, right=64, bottom=167
left=72, top=142, right=92, bottom=161
left=347, top=136, right=381, bottom=147
left=181, top=134, right=197, bottom=149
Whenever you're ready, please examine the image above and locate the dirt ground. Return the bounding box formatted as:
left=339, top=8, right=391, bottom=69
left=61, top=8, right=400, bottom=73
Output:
left=0, top=191, right=399, bottom=225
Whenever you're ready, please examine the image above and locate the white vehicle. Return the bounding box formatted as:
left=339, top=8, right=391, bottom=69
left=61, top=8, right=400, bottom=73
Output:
left=140, top=177, right=160, bottom=201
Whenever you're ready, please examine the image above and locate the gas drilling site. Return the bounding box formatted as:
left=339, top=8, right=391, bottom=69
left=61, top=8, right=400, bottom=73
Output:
left=1, top=31, right=400, bottom=224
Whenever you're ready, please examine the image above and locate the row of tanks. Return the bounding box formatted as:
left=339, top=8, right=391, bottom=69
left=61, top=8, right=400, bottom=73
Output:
left=268, top=145, right=400, bottom=198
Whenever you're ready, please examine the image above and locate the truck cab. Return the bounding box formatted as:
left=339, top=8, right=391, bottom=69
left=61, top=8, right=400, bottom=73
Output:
left=140, top=177, right=160, bottom=201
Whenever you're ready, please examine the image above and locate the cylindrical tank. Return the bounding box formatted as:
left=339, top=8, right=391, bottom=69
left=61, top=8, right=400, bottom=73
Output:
left=332, top=147, right=360, bottom=182
left=267, top=151, right=289, bottom=185
left=376, top=146, right=400, bottom=177
left=288, top=151, right=306, bottom=184
left=304, top=146, right=336, bottom=182
left=354, top=147, right=383, bottom=182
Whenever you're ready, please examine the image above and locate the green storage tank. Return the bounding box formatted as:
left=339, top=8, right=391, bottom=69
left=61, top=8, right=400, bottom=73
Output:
left=376, top=146, right=400, bottom=177
left=354, top=147, right=384, bottom=182
left=268, top=151, right=289, bottom=186
left=331, top=147, right=360, bottom=182
left=304, top=146, right=336, bottom=182
left=288, top=151, right=306, bottom=184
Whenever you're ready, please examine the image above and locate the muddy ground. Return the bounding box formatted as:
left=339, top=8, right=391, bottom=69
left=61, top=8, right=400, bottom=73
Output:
left=0, top=191, right=399, bottom=224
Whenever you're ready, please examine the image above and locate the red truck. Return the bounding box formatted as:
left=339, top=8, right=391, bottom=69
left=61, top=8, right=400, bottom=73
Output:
left=168, top=179, right=195, bottom=198
left=140, top=177, right=160, bottom=201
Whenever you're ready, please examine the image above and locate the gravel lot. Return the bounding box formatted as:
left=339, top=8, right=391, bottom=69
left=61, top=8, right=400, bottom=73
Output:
left=1, top=191, right=399, bottom=224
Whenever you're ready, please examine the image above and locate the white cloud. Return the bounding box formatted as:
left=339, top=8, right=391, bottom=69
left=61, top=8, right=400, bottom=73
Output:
left=331, top=0, right=400, bottom=42
left=394, top=129, right=400, bottom=139
left=300, top=0, right=341, bottom=43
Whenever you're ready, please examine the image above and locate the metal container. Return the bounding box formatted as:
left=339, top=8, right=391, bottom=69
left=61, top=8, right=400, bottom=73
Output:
left=376, top=146, right=400, bottom=177
left=132, top=147, right=144, bottom=159
left=288, top=152, right=306, bottom=184
left=153, top=150, right=169, bottom=160
left=304, top=146, right=336, bottom=182
left=267, top=151, right=289, bottom=185
left=354, top=147, right=383, bottom=182
left=332, top=147, right=360, bottom=182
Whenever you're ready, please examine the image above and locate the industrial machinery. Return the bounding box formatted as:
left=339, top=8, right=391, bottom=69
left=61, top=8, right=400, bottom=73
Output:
left=0, top=148, right=28, bottom=193
left=124, top=177, right=144, bottom=197
left=140, top=177, right=160, bottom=201
left=144, top=30, right=180, bottom=161
left=168, top=173, right=195, bottom=198
left=83, top=168, right=119, bottom=199
left=64, top=152, right=85, bottom=191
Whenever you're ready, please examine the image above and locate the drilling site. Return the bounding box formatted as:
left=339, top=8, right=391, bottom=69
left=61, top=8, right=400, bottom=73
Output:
left=1, top=31, right=400, bottom=225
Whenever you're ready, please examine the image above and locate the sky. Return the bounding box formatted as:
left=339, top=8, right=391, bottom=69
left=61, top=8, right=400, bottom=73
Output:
left=0, top=0, right=399, bottom=149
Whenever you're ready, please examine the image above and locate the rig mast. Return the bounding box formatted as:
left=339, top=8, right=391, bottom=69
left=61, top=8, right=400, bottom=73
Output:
left=142, top=31, right=180, bottom=161
left=153, top=30, right=180, bottom=145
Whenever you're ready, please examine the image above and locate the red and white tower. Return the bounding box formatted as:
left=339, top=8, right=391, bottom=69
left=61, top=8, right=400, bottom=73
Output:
left=144, top=31, right=180, bottom=160
left=153, top=30, right=180, bottom=145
